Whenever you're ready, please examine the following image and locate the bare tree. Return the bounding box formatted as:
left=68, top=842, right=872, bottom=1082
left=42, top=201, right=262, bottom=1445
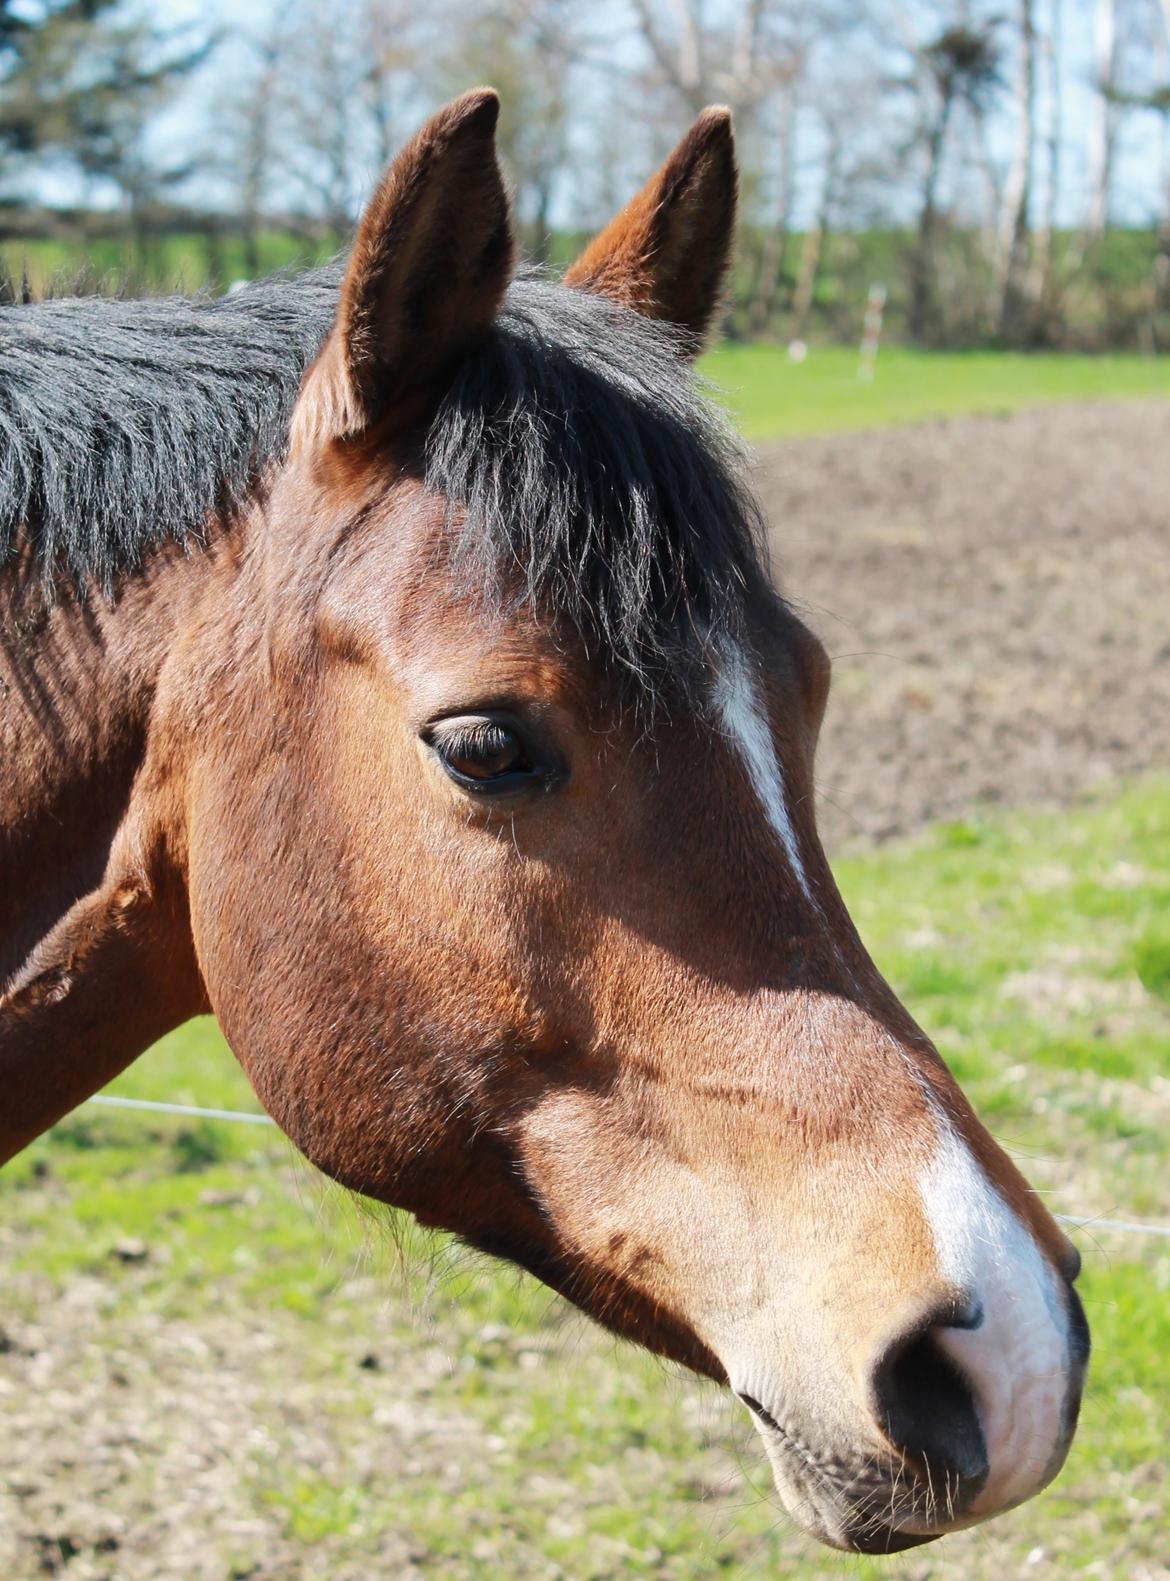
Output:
left=432, top=0, right=579, bottom=260
left=997, top=0, right=1037, bottom=338
left=1033, top=0, right=1063, bottom=306
left=1085, top=0, right=1120, bottom=241
left=906, top=23, right=1001, bottom=341
left=357, top=2, right=421, bottom=169
left=214, top=7, right=291, bottom=275
left=628, top=0, right=712, bottom=114
left=789, top=112, right=842, bottom=341
left=747, top=68, right=801, bottom=335
left=237, top=0, right=426, bottom=235
left=281, top=2, right=361, bottom=230
left=1150, top=0, right=1170, bottom=303
left=1102, top=0, right=1170, bottom=311
left=625, top=0, right=820, bottom=127
left=625, top=0, right=868, bottom=339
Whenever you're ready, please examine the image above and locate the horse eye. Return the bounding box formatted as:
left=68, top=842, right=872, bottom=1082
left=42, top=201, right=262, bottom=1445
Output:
left=428, top=717, right=533, bottom=791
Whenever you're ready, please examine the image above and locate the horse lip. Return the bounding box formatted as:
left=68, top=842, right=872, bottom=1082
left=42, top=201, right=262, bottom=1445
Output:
left=739, top=1392, right=965, bottom=1554
left=765, top=1446, right=949, bottom=1555
left=843, top=1522, right=941, bottom=1555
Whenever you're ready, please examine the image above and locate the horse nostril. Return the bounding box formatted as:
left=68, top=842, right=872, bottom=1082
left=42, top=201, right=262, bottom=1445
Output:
left=1066, top=1280, right=1091, bottom=1371
left=1060, top=1239, right=1083, bottom=1285
left=872, top=1311, right=989, bottom=1487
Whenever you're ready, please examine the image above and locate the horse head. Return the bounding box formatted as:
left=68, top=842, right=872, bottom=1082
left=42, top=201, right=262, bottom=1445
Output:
left=173, top=91, right=1087, bottom=1552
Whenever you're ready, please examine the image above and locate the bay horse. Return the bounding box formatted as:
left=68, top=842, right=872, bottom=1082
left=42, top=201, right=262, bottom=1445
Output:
left=0, top=91, right=1087, bottom=1553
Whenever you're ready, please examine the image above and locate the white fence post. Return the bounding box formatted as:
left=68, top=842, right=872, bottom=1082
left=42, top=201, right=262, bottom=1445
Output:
left=859, top=281, right=887, bottom=383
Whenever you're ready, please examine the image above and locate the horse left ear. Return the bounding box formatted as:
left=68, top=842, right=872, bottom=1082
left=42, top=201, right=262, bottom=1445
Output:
left=563, top=107, right=736, bottom=355
left=297, top=88, right=514, bottom=443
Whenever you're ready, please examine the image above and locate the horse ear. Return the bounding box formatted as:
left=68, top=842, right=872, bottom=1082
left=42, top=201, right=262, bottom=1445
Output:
left=300, top=88, right=514, bottom=441
left=563, top=107, right=736, bottom=354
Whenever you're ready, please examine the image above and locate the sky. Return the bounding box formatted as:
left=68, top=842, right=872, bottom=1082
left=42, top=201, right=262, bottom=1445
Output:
left=18, top=0, right=1170, bottom=230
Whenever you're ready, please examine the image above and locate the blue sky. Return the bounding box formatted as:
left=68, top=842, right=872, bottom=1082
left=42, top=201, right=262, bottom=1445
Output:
left=25, top=0, right=1170, bottom=229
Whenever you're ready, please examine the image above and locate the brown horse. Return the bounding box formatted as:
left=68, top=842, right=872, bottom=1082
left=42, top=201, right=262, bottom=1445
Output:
left=0, top=91, right=1087, bottom=1553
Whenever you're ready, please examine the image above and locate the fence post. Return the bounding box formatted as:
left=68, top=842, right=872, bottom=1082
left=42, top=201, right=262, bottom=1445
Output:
left=859, top=281, right=887, bottom=383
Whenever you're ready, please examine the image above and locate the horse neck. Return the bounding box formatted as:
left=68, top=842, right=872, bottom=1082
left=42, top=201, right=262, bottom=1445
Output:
left=0, top=537, right=230, bottom=1162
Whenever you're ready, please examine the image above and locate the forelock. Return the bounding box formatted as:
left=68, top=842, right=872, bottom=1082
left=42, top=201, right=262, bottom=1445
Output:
left=425, top=269, right=773, bottom=704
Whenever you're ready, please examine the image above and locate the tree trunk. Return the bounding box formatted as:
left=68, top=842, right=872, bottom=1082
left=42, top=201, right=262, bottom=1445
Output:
left=909, top=87, right=954, bottom=343
left=748, top=88, right=798, bottom=336
left=201, top=216, right=225, bottom=289
left=998, top=0, right=1037, bottom=341
left=527, top=173, right=555, bottom=264
left=1035, top=0, right=1062, bottom=312
left=236, top=19, right=283, bottom=284
left=1154, top=0, right=1170, bottom=313
left=789, top=126, right=841, bottom=342
left=1155, top=110, right=1170, bottom=316
left=1085, top=0, right=1118, bottom=241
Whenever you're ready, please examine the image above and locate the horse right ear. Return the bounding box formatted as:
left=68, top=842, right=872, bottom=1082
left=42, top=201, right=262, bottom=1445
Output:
left=563, top=107, right=736, bottom=355
left=295, top=89, right=514, bottom=445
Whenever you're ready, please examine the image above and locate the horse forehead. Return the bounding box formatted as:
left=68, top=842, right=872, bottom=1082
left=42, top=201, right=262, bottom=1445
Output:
left=390, top=609, right=596, bottom=720
left=363, top=491, right=814, bottom=776
left=329, top=526, right=564, bottom=709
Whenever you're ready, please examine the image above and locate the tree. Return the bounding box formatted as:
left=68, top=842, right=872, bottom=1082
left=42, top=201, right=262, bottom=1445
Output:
left=223, top=0, right=426, bottom=239
left=0, top=4, right=213, bottom=232
left=625, top=0, right=862, bottom=338
left=0, top=1, right=118, bottom=174
left=997, top=0, right=1037, bottom=340
left=1034, top=0, right=1063, bottom=310
left=209, top=7, right=292, bottom=277
left=1085, top=0, right=1120, bottom=242
left=433, top=0, right=580, bottom=261
left=907, top=23, right=1001, bottom=341
left=788, top=111, right=842, bottom=342
left=746, top=65, right=801, bottom=335
left=1097, top=0, right=1170, bottom=314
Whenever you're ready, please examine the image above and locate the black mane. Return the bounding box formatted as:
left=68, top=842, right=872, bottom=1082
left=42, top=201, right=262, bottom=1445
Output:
left=0, top=265, right=341, bottom=586
left=0, top=263, right=770, bottom=693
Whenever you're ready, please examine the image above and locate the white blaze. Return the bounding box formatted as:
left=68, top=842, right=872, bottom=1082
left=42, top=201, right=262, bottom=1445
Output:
left=711, top=643, right=814, bottom=904
left=919, top=1121, right=1072, bottom=1520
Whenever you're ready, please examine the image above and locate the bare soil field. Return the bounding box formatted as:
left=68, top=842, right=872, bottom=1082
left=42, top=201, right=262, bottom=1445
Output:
left=757, top=398, right=1170, bottom=848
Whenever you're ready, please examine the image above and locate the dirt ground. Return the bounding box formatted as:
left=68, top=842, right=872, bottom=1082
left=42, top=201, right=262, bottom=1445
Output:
left=755, top=398, right=1170, bottom=849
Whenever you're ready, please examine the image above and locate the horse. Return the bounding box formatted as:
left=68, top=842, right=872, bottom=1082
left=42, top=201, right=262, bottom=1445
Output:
left=0, top=90, right=1087, bottom=1554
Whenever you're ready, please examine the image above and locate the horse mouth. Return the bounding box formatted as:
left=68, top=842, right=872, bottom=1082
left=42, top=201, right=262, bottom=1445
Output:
left=751, top=1411, right=979, bottom=1553
left=771, top=1459, right=957, bottom=1553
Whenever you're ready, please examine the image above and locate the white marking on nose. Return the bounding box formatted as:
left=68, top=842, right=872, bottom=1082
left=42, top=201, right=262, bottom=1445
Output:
left=711, top=643, right=814, bottom=903
left=920, top=1121, right=1072, bottom=1516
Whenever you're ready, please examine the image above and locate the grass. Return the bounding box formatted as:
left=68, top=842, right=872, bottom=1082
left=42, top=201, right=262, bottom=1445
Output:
left=1, top=777, right=1167, bottom=1578
left=0, top=229, right=337, bottom=296
left=701, top=342, right=1170, bottom=439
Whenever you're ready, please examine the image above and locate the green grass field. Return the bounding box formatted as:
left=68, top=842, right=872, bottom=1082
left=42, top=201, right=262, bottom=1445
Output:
left=701, top=342, right=1170, bottom=439
left=2, top=778, right=1167, bottom=1578
left=0, top=230, right=337, bottom=297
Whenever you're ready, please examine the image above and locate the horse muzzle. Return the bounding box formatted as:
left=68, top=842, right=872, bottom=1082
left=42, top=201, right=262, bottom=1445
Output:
left=731, top=1266, right=1088, bottom=1552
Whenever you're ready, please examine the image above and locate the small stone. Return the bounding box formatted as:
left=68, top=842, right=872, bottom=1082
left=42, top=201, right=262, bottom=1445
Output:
left=109, top=1239, right=149, bottom=1264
